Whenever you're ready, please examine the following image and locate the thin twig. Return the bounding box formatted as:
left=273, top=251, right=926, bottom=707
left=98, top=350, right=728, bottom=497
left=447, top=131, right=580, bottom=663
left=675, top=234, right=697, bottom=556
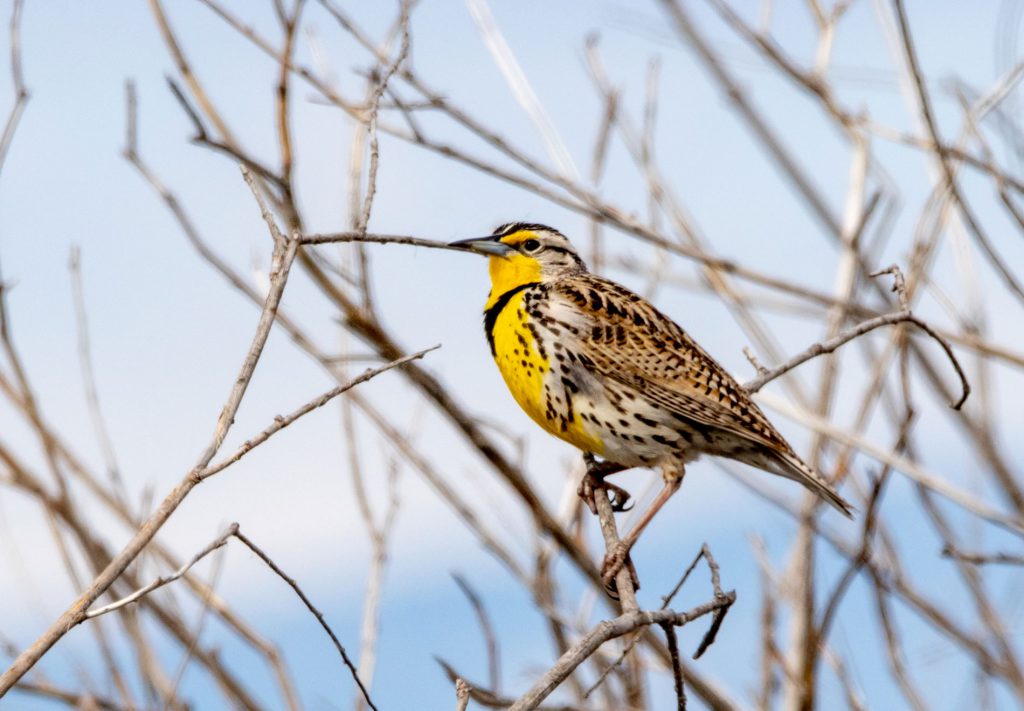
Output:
left=302, top=231, right=453, bottom=249
left=508, top=596, right=735, bottom=711
left=10, top=680, right=127, bottom=711
left=691, top=546, right=730, bottom=660
left=233, top=528, right=378, bottom=711
left=242, top=163, right=287, bottom=247
left=68, top=247, right=129, bottom=506
left=166, top=536, right=229, bottom=700
left=453, top=573, right=502, bottom=695
left=166, top=78, right=285, bottom=190
left=436, top=660, right=579, bottom=711
left=201, top=346, right=438, bottom=479
left=941, top=546, right=1024, bottom=566
left=355, top=0, right=411, bottom=234
left=85, top=525, right=238, bottom=619
left=745, top=307, right=970, bottom=410
left=660, top=621, right=687, bottom=710
left=0, top=0, right=29, bottom=178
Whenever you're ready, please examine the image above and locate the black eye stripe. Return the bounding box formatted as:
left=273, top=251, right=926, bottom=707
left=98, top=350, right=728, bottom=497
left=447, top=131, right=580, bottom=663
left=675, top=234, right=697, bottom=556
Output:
left=546, top=245, right=585, bottom=265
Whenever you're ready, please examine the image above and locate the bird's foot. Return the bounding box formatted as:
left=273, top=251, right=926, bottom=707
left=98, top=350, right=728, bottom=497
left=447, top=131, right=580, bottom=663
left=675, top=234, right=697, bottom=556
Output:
left=578, top=467, right=632, bottom=514
left=578, top=474, right=633, bottom=514
left=601, top=542, right=640, bottom=597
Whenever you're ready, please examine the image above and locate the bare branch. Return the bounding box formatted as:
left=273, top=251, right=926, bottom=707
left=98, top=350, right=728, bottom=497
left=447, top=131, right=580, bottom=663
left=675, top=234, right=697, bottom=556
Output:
left=241, top=163, right=287, bottom=247
left=0, top=0, right=29, bottom=178
left=302, top=231, right=453, bottom=249
left=455, top=678, right=471, bottom=711
left=201, top=345, right=439, bottom=479
left=437, top=660, right=579, bottom=711
left=745, top=301, right=970, bottom=411
left=508, top=596, right=735, bottom=711
left=11, top=680, right=127, bottom=711
left=68, top=248, right=128, bottom=506
left=85, top=525, right=238, bottom=620
left=354, top=0, right=411, bottom=234
left=660, top=621, right=687, bottom=710
left=232, top=528, right=378, bottom=711
left=453, top=573, right=501, bottom=695
left=942, top=546, right=1024, bottom=567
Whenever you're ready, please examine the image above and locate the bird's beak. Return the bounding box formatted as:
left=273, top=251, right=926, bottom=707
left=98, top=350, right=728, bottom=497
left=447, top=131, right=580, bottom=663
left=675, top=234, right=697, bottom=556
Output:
left=447, top=236, right=514, bottom=257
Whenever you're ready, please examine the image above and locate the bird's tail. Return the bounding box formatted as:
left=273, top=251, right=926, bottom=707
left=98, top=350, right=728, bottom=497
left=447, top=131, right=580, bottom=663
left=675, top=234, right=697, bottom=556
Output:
left=755, top=449, right=855, bottom=518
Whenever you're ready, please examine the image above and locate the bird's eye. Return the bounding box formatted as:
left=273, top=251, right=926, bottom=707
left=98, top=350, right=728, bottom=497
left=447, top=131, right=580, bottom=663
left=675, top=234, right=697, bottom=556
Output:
left=522, top=239, right=541, bottom=253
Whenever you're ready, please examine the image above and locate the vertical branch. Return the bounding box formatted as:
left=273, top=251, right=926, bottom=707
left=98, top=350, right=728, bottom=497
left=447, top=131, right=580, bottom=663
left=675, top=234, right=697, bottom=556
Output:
left=591, top=489, right=646, bottom=708
left=751, top=537, right=780, bottom=711
left=68, top=248, right=129, bottom=507
left=0, top=0, right=29, bottom=178
left=868, top=570, right=928, bottom=711
left=166, top=546, right=228, bottom=701
left=660, top=621, right=687, bottom=710
left=355, top=0, right=411, bottom=235
left=452, top=574, right=501, bottom=696
left=275, top=0, right=305, bottom=193
left=787, top=124, right=870, bottom=711
left=588, top=80, right=617, bottom=272
left=347, top=416, right=403, bottom=709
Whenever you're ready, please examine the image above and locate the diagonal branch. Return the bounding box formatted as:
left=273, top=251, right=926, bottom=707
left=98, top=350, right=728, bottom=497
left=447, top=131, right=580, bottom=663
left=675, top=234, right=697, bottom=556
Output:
left=201, top=345, right=438, bottom=479
left=232, top=528, right=378, bottom=710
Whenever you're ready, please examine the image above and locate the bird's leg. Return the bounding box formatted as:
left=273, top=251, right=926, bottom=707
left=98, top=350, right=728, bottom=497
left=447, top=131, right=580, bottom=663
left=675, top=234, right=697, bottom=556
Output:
left=578, top=453, right=631, bottom=514
left=601, top=461, right=686, bottom=589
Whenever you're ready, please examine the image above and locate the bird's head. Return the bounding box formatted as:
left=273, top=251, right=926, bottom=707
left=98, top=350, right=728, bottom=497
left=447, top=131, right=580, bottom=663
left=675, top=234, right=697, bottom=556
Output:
left=449, top=223, right=587, bottom=298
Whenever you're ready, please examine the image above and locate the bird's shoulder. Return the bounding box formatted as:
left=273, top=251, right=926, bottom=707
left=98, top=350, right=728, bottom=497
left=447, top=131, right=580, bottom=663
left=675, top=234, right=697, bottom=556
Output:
left=544, top=274, right=707, bottom=359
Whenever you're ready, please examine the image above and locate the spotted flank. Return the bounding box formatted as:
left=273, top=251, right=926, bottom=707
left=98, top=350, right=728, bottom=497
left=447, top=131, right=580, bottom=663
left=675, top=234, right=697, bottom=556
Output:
left=463, top=223, right=853, bottom=518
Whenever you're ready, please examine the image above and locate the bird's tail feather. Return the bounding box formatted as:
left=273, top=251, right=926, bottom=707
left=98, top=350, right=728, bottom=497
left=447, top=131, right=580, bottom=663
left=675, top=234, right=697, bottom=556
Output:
left=760, top=450, right=855, bottom=518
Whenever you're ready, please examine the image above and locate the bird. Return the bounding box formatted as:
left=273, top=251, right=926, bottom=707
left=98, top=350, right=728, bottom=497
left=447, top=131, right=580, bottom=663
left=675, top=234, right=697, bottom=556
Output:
left=450, top=223, right=853, bottom=584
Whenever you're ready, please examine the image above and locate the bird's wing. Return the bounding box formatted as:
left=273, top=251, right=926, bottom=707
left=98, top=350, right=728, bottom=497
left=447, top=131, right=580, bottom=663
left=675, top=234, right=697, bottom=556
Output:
left=549, top=276, right=792, bottom=454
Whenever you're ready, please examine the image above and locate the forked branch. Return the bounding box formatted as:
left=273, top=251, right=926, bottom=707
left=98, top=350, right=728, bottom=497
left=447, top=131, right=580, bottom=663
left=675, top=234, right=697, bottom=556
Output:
left=745, top=266, right=970, bottom=409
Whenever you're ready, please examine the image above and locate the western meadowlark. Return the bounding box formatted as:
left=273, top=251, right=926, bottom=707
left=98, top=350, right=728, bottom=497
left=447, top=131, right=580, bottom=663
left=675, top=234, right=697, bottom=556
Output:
left=451, top=223, right=852, bottom=583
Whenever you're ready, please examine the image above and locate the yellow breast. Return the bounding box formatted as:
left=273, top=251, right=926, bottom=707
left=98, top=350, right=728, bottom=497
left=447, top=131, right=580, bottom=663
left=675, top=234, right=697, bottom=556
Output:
left=488, top=291, right=603, bottom=455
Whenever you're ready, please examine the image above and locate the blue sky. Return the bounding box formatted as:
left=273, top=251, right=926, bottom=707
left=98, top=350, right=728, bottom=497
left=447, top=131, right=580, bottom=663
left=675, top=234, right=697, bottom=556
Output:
left=1, top=1, right=1023, bottom=709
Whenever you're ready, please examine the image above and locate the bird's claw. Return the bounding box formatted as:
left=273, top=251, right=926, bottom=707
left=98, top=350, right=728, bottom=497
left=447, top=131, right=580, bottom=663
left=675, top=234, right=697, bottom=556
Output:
left=601, top=542, right=640, bottom=597
left=604, top=481, right=634, bottom=512
left=578, top=470, right=633, bottom=513
left=579, top=456, right=633, bottom=513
